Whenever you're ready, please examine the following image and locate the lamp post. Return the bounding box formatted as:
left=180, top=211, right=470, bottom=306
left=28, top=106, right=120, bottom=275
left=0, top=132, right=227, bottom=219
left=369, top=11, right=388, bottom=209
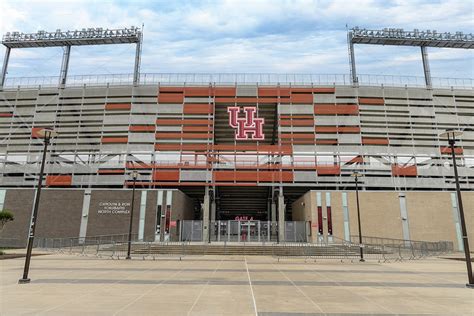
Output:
left=126, top=170, right=139, bottom=260
left=351, top=172, right=365, bottom=262
left=439, top=130, right=473, bottom=288
left=19, top=128, right=57, bottom=284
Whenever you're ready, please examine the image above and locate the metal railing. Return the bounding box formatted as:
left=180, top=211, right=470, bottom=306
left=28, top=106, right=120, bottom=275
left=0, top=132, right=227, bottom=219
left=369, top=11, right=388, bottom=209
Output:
left=2, top=232, right=453, bottom=262
left=2, top=73, right=472, bottom=89
left=350, top=235, right=454, bottom=260
left=33, top=235, right=191, bottom=260
left=272, top=235, right=453, bottom=261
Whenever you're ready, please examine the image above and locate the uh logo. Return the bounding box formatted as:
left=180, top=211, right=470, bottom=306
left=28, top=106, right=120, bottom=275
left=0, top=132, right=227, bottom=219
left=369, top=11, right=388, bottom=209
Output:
left=227, top=106, right=265, bottom=140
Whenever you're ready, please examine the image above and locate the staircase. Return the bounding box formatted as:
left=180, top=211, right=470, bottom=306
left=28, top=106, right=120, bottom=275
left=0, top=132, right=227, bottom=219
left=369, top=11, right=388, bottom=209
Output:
left=124, top=243, right=368, bottom=257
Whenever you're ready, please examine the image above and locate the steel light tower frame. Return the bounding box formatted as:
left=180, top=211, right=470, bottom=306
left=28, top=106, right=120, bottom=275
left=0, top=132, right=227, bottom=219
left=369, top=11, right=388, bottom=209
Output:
left=1, top=26, right=143, bottom=88
left=347, top=27, right=474, bottom=87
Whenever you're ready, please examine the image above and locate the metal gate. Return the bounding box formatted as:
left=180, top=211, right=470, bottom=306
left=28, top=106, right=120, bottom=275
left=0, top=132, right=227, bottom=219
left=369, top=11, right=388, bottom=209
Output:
left=210, top=221, right=278, bottom=242
left=285, top=221, right=307, bottom=242
left=181, top=220, right=203, bottom=241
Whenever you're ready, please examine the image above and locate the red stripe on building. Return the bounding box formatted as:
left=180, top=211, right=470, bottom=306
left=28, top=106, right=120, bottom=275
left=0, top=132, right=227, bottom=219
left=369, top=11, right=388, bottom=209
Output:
left=156, top=119, right=213, bottom=125
left=359, top=97, right=384, bottom=105
left=183, top=104, right=213, bottom=114
left=101, top=137, right=128, bottom=144
left=316, top=165, right=341, bottom=175
left=158, top=93, right=184, bottom=103
left=155, top=132, right=212, bottom=139
left=152, top=170, right=180, bottom=181
left=315, top=126, right=360, bottom=133
left=98, top=169, right=126, bottom=174
left=361, top=137, right=389, bottom=145
left=184, top=87, right=213, bottom=96
left=214, top=87, right=236, bottom=96
left=391, top=165, right=417, bottom=177
left=46, top=175, right=72, bottom=186
left=440, top=146, right=463, bottom=155
left=290, top=94, right=313, bottom=104
left=314, top=104, right=359, bottom=115
left=129, top=125, right=155, bottom=132
left=105, top=103, right=131, bottom=110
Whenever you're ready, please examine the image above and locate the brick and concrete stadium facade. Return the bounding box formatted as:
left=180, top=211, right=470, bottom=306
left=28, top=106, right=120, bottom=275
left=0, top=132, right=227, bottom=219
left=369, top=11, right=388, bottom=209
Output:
left=0, top=82, right=473, bottom=248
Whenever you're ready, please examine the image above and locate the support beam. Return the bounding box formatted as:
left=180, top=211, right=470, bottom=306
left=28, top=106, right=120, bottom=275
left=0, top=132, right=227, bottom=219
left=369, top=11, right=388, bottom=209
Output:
left=0, top=47, right=11, bottom=88
left=133, top=31, right=142, bottom=86
left=278, top=186, right=285, bottom=243
left=59, top=45, right=71, bottom=87
left=421, top=46, right=432, bottom=88
left=348, top=32, right=358, bottom=85
left=202, top=186, right=210, bottom=243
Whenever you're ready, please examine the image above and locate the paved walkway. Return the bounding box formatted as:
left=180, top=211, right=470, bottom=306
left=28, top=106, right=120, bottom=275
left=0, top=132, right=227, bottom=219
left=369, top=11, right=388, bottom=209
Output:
left=1, top=253, right=473, bottom=315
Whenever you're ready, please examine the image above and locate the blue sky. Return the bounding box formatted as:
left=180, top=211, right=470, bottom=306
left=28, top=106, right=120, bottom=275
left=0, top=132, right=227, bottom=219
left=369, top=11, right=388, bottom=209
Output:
left=1, top=0, right=473, bottom=78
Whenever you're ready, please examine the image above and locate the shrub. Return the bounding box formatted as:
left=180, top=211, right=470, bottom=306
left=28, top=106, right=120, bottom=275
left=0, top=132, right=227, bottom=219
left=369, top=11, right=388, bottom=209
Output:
left=0, top=210, right=14, bottom=231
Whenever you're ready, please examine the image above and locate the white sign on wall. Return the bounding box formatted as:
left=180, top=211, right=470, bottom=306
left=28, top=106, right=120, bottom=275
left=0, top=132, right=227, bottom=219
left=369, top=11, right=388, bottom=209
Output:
left=97, top=202, right=131, bottom=215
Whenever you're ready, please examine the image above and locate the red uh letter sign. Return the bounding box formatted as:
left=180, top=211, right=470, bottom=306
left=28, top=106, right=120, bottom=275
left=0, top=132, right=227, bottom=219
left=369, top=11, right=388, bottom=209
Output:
left=228, top=106, right=265, bottom=140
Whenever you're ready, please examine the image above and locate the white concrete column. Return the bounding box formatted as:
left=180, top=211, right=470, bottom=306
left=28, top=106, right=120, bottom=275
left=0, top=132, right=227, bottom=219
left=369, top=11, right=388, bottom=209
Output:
left=211, top=199, right=216, bottom=221
left=278, top=187, right=285, bottom=242
left=322, top=192, right=329, bottom=245
left=202, top=186, right=210, bottom=242
left=271, top=201, right=277, bottom=222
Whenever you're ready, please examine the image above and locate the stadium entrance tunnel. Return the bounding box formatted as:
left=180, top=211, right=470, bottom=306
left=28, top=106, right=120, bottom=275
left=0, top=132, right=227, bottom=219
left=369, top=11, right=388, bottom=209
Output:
left=178, top=186, right=310, bottom=221
left=177, top=186, right=310, bottom=243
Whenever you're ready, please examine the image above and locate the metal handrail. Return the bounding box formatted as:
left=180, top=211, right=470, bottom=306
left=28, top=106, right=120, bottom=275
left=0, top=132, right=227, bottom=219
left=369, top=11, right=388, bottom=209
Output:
left=2, top=73, right=472, bottom=89
left=12, top=232, right=453, bottom=262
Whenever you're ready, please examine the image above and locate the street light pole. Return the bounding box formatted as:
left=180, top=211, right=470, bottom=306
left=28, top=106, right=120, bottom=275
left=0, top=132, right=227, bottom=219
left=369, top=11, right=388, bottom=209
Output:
left=19, top=128, right=57, bottom=284
left=352, top=172, right=365, bottom=262
left=126, top=171, right=138, bottom=260
left=440, top=130, right=473, bottom=288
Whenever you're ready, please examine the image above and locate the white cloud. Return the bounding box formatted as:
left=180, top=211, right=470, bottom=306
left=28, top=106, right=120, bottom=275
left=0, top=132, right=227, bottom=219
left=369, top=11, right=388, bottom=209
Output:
left=0, top=0, right=472, bottom=79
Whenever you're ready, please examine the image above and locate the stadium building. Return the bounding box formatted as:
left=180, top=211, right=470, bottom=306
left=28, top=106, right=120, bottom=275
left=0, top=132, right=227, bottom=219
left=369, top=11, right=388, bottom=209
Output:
left=0, top=27, right=473, bottom=248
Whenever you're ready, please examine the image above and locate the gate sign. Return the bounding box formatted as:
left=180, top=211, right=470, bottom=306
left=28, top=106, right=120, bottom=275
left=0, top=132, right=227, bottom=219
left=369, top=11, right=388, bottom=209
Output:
left=228, top=106, right=264, bottom=140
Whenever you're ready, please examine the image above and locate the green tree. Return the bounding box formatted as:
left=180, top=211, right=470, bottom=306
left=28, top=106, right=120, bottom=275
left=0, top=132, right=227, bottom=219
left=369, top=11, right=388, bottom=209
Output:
left=0, top=210, right=14, bottom=231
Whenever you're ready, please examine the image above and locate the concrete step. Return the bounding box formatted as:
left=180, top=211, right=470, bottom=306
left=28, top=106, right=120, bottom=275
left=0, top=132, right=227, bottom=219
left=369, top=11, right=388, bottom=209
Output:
left=112, top=244, right=388, bottom=256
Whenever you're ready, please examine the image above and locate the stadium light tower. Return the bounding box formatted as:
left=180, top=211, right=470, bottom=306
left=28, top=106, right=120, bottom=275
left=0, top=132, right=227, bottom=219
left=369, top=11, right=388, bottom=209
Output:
left=347, top=27, right=474, bottom=87
left=1, top=26, right=143, bottom=88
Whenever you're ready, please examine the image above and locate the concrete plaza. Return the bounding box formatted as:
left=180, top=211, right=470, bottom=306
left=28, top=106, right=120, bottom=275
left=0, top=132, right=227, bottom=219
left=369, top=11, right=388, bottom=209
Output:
left=1, top=253, right=473, bottom=315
